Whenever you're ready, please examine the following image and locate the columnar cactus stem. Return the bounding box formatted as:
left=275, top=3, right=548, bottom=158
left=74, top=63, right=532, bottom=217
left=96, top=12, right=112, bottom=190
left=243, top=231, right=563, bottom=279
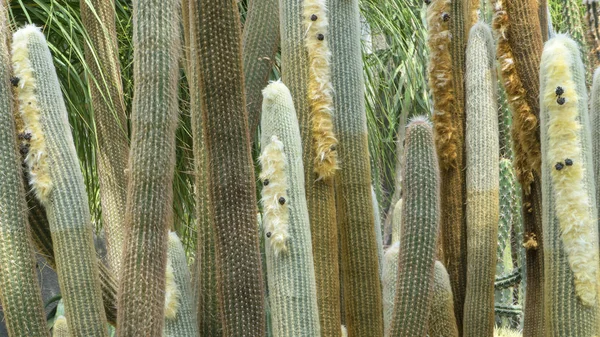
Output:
left=11, top=25, right=107, bottom=336
left=0, top=7, right=47, bottom=336
left=382, top=242, right=399, bottom=333
left=190, top=0, right=266, bottom=334
left=591, top=67, right=600, bottom=227
left=427, top=0, right=467, bottom=331
left=463, top=22, right=499, bottom=337
left=428, top=261, right=459, bottom=337
left=279, top=0, right=341, bottom=334
left=116, top=0, right=181, bottom=334
left=372, top=186, right=383, bottom=278
left=260, top=81, right=321, bottom=336
left=540, top=35, right=600, bottom=335
left=388, top=117, right=440, bottom=337
left=80, top=0, right=129, bottom=278
left=53, top=316, right=69, bottom=337
left=164, top=232, right=200, bottom=337
left=187, top=0, right=220, bottom=333
left=242, top=0, right=280, bottom=136
left=328, top=0, right=383, bottom=334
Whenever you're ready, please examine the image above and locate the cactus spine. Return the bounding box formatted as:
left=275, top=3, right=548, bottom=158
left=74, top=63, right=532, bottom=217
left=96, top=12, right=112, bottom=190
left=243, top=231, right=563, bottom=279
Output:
left=0, top=9, right=47, bottom=336
left=190, top=0, right=266, bottom=334
left=186, top=0, right=220, bottom=333
left=116, top=0, right=181, bottom=334
left=463, top=22, right=499, bottom=337
left=388, top=117, right=440, bottom=336
left=591, top=68, right=600, bottom=228
left=279, top=0, right=341, bottom=334
left=164, top=232, right=200, bottom=337
left=11, top=25, right=107, bottom=336
left=260, top=81, right=321, bottom=336
left=428, top=261, right=460, bottom=337
left=242, top=0, right=280, bottom=136
left=540, top=35, right=600, bottom=335
left=329, top=0, right=383, bottom=334
left=80, top=0, right=129, bottom=278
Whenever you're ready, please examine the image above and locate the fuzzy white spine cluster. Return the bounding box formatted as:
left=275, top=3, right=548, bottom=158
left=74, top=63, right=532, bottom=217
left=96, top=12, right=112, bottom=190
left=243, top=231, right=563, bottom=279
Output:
left=11, top=25, right=51, bottom=203
left=163, top=257, right=180, bottom=320
left=303, top=0, right=339, bottom=180
left=541, top=35, right=598, bottom=306
left=259, top=135, right=290, bottom=255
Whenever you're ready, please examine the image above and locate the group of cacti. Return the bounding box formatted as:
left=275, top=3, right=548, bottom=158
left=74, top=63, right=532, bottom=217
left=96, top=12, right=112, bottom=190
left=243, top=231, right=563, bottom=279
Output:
left=0, top=0, right=600, bottom=336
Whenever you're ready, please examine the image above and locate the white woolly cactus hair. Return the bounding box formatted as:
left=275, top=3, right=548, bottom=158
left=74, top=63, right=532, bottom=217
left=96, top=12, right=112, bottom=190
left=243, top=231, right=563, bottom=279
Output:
left=259, top=135, right=290, bottom=255
left=303, top=0, right=339, bottom=180
left=11, top=25, right=52, bottom=204
left=164, top=257, right=180, bottom=320
left=541, top=35, right=598, bottom=306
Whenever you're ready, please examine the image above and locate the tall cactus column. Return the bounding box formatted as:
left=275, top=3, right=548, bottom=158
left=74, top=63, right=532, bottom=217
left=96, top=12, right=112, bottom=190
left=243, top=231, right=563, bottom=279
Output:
left=388, top=117, right=440, bottom=336
left=11, top=26, right=108, bottom=336
left=279, top=0, right=341, bottom=334
left=190, top=0, right=266, bottom=335
left=80, top=0, right=129, bottom=277
left=463, top=22, right=499, bottom=337
left=116, top=0, right=181, bottom=334
left=260, top=81, right=321, bottom=336
left=540, top=35, right=600, bottom=336
left=329, top=0, right=383, bottom=334
left=0, top=7, right=48, bottom=336
left=591, top=68, right=600, bottom=228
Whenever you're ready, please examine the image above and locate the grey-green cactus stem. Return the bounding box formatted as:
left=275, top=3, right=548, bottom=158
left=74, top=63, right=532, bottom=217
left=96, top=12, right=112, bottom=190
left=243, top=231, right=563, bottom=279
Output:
left=190, top=1, right=266, bottom=334
left=11, top=25, right=108, bottom=336
left=382, top=242, right=399, bottom=333
left=80, top=0, right=129, bottom=278
left=463, top=22, right=499, bottom=337
left=242, top=0, right=280, bottom=137
left=329, top=0, right=383, bottom=334
left=260, top=81, right=321, bottom=336
left=0, top=7, right=47, bottom=336
left=591, top=67, right=600, bottom=232
left=388, top=118, right=440, bottom=336
left=163, top=232, right=200, bottom=337
left=428, top=261, right=459, bottom=337
left=116, top=0, right=181, bottom=335
left=279, top=0, right=341, bottom=334
left=540, top=34, right=600, bottom=336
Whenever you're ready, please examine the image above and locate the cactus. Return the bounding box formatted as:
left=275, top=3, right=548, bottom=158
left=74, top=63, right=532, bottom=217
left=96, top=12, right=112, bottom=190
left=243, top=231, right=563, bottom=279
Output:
left=463, top=22, right=499, bottom=337
left=80, top=0, right=129, bottom=278
left=426, top=0, right=468, bottom=330
left=329, top=0, right=383, bottom=334
left=53, top=316, right=69, bottom=337
left=388, top=117, right=440, bottom=336
left=186, top=0, right=220, bottom=333
left=382, top=242, right=399, bottom=333
left=11, top=25, right=108, bottom=336
left=372, top=185, right=383, bottom=278
left=539, top=35, right=600, bottom=335
left=591, top=68, right=600, bottom=229
left=190, top=1, right=266, bottom=334
left=279, top=0, right=341, bottom=334
left=428, top=261, right=460, bottom=337
left=242, top=0, right=280, bottom=136
left=116, top=0, right=181, bottom=334
left=391, top=199, right=402, bottom=244
left=259, top=81, right=321, bottom=336
left=0, top=9, right=48, bottom=337
left=493, top=2, right=545, bottom=335
left=164, top=232, right=200, bottom=337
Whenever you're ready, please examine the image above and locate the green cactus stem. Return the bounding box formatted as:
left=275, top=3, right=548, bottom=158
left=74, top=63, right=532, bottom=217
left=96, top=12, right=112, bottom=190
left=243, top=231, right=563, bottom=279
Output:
left=540, top=34, right=600, bottom=336
left=388, top=117, right=440, bottom=336
left=11, top=25, right=107, bottom=336
left=190, top=1, right=266, bottom=334
left=382, top=242, right=399, bottom=333
left=80, top=0, right=129, bottom=278
left=0, top=8, right=48, bottom=336
left=428, top=261, right=459, bottom=337
left=260, top=81, right=321, bottom=336
left=463, top=22, right=499, bottom=337
left=53, top=316, right=69, bottom=337
left=116, top=0, right=181, bottom=335
left=329, top=0, right=383, bottom=334
left=591, top=67, right=600, bottom=230
left=279, top=0, right=341, bottom=334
